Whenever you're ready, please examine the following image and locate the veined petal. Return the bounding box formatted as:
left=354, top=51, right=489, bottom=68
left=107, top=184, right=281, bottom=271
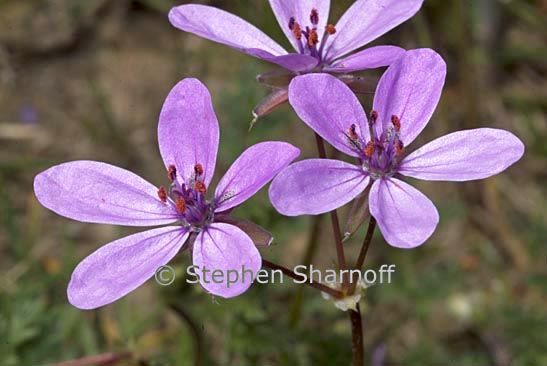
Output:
left=288, top=73, right=369, bottom=157
left=269, top=159, right=369, bottom=216
left=215, top=141, right=300, bottom=212
left=158, top=78, right=219, bottom=186
left=369, top=178, right=438, bottom=249
left=269, top=0, right=330, bottom=53
left=193, top=223, right=261, bottom=298
left=248, top=51, right=319, bottom=72
left=68, top=227, right=189, bottom=309
left=34, top=161, right=177, bottom=226
left=373, top=48, right=446, bottom=146
left=324, top=45, right=405, bottom=73
left=169, top=5, right=286, bottom=58
left=324, top=0, right=423, bottom=60
left=399, top=128, right=525, bottom=181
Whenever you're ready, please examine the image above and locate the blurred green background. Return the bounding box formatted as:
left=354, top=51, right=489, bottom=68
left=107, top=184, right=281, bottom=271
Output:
left=1, top=0, right=546, bottom=365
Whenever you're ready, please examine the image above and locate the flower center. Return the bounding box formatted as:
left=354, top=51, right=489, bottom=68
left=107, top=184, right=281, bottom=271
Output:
left=345, top=111, right=405, bottom=179
left=288, top=8, right=336, bottom=63
left=157, top=163, right=214, bottom=231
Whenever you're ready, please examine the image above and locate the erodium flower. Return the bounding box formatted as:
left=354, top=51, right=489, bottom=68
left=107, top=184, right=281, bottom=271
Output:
left=269, top=49, right=525, bottom=249
left=168, top=0, right=423, bottom=74
left=34, top=78, right=299, bottom=309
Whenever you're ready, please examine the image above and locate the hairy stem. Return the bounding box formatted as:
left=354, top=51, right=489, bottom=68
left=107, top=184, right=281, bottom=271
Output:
left=262, top=259, right=343, bottom=299
left=349, top=304, right=364, bottom=366
left=349, top=216, right=377, bottom=294
left=169, top=303, right=204, bottom=366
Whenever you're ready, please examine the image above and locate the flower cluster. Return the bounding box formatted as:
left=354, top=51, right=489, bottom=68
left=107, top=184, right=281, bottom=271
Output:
left=33, top=1, right=524, bottom=310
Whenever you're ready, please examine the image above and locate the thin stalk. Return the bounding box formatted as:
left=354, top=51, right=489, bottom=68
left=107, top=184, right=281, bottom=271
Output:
left=262, top=259, right=343, bottom=299
left=349, top=217, right=377, bottom=294
left=314, top=133, right=347, bottom=273
left=349, top=304, right=364, bottom=366
left=46, top=352, right=131, bottom=366
left=169, top=303, right=204, bottom=366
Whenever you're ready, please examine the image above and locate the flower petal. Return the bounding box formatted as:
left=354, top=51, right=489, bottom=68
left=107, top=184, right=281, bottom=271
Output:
left=324, top=0, right=423, bottom=60
left=193, top=223, right=261, bottom=298
left=68, top=227, right=188, bottom=309
left=34, top=161, right=177, bottom=226
left=169, top=5, right=287, bottom=60
left=373, top=48, right=446, bottom=146
left=269, top=0, right=330, bottom=53
left=323, top=45, right=405, bottom=73
left=269, top=159, right=369, bottom=216
left=249, top=51, right=319, bottom=72
left=369, top=177, right=438, bottom=248
left=288, top=73, right=369, bottom=157
left=399, top=128, right=525, bottom=181
left=215, top=141, right=300, bottom=212
left=158, top=78, right=219, bottom=186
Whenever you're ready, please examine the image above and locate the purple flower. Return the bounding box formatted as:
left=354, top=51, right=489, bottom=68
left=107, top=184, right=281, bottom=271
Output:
left=34, top=78, right=300, bottom=309
left=168, top=0, right=424, bottom=74
left=269, top=49, right=525, bottom=248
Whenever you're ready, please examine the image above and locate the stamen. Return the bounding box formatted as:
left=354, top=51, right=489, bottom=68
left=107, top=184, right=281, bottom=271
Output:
left=288, top=17, right=296, bottom=30
left=167, top=165, right=177, bottom=182
left=194, top=163, right=204, bottom=176
left=308, top=28, right=319, bottom=47
left=395, top=141, right=404, bottom=156
left=326, top=24, right=336, bottom=35
left=293, top=22, right=302, bottom=40
left=364, top=141, right=375, bottom=157
left=370, top=110, right=378, bottom=125
left=175, top=198, right=186, bottom=214
left=391, top=115, right=401, bottom=132
left=348, top=124, right=358, bottom=140
left=157, top=186, right=167, bottom=203
left=195, top=181, right=207, bottom=194
left=310, top=9, right=319, bottom=25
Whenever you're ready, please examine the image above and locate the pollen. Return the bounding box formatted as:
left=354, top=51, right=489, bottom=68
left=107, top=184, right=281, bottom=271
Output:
left=395, top=141, right=404, bottom=156
left=326, top=24, right=336, bottom=35
left=293, top=22, right=302, bottom=40
left=195, top=181, right=207, bottom=194
left=288, top=17, right=296, bottom=30
left=308, top=28, right=319, bottom=47
left=364, top=141, right=375, bottom=157
left=348, top=124, right=358, bottom=140
left=391, top=115, right=401, bottom=132
left=175, top=198, right=186, bottom=214
left=194, top=163, right=204, bottom=176
left=157, top=186, right=167, bottom=203
left=310, top=8, right=319, bottom=25
left=370, top=110, right=378, bottom=125
left=167, top=165, right=177, bottom=182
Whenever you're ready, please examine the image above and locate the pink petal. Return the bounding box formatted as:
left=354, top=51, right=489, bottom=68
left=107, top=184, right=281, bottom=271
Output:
left=323, top=45, right=405, bottom=73
left=169, top=5, right=312, bottom=69
left=193, top=223, right=261, bottom=298
left=369, top=178, right=438, bottom=249
left=158, top=78, right=219, bottom=186
left=288, top=73, right=369, bottom=157
left=269, top=159, right=369, bottom=215
left=215, top=141, right=300, bottom=212
left=34, top=161, right=177, bottom=226
left=324, top=0, right=423, bottom=60
left=68, top=227, right=188, bottom=309
left=399, top=128, right=525, bottom=181
left=249, top=50, right=319, bottom=72
left=373, top=48, right=446, bottom=146
left=269, top=0, right=330, bottom=53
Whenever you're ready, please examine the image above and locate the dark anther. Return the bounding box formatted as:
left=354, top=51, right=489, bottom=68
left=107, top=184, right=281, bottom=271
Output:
left=157, top=186, right=167, bottom=203
left=167, top=165, right=177, bottom=182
